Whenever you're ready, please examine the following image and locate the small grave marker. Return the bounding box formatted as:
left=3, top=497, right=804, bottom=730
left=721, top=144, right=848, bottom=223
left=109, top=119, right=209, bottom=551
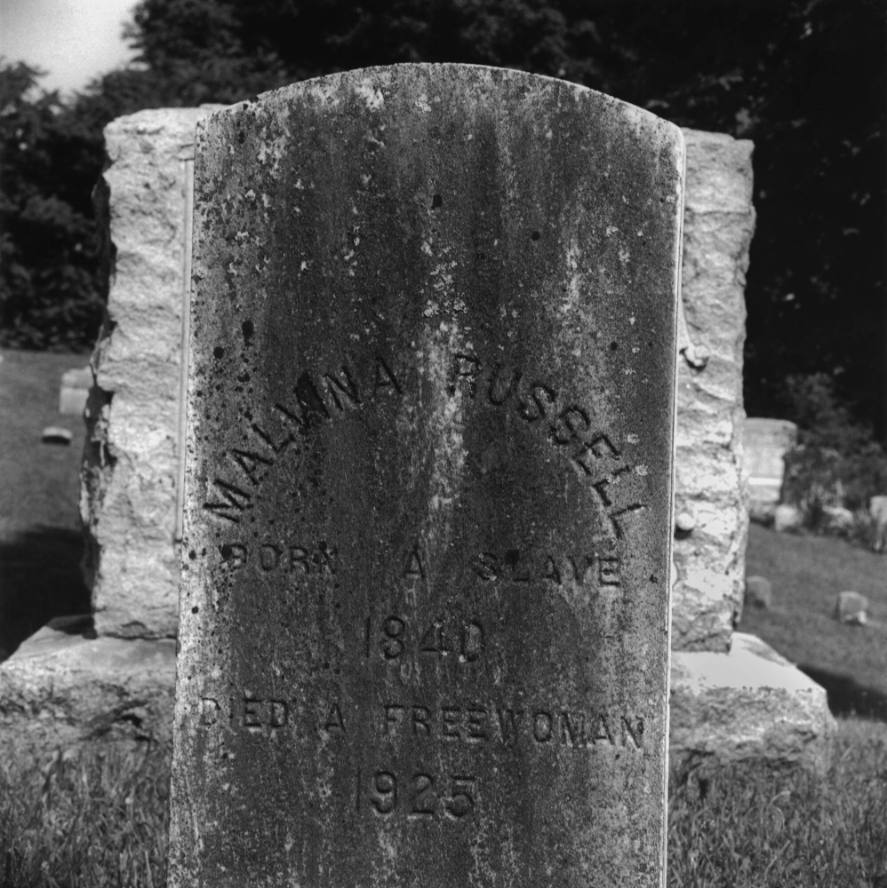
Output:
left=58, top=366, right=92, bottom=415
left=743, top=418, right=797, bottom=517
left=170, top=64, right=683, bottom=888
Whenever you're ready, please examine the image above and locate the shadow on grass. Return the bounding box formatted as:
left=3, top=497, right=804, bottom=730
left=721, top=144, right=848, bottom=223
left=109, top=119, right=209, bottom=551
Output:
left=800, top=663, right=887, bottom=722
left=0, top=525, right=92, bottom=662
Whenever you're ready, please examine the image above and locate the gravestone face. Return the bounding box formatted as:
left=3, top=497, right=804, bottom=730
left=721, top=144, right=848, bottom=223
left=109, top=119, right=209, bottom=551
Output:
left=170, top=64, right=683, bottom=888
left=743, top=418, right=797, bottom=518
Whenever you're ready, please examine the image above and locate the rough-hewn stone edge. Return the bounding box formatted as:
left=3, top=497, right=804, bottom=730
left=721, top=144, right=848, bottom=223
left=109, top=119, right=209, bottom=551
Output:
left=83, top=107, right=223, bottom=640
left=671, top=128, right=755, bottom=652
left=669, top=632, right=836, bottom=778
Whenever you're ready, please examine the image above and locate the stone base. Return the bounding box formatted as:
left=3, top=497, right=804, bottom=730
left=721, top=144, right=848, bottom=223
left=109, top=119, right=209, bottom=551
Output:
left=669, top=632, right=836, bottom=777
left=0, top=616, right=175, bottom=755
left=0, top=622, right=836, bottom=777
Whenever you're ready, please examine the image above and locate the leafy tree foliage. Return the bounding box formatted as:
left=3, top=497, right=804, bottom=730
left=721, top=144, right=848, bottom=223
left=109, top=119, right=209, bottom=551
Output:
left=1, top=0, right=884, bottom=443
left=0, top=63, right=104, bottom=349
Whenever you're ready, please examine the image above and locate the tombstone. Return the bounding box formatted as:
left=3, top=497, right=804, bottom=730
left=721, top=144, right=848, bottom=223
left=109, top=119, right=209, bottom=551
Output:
left=834, top=590, right=868, bottom=626
left=58, top=366, right=92, bottom=415
left=870, top=495, right=887, bottom=552
left=40, top=426, right=73, bottom=445
left=743, top=418, right=797, bottom=521
left=773, top=503, right=802, bottom=533
left=744, top=575, right=772, bottom=610
left=82, top=112, right=750, bottom=654
left=169, top=65, right=683, bottom=887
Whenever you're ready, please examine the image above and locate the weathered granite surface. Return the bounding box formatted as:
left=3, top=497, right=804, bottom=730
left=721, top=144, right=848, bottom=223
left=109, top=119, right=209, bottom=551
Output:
left=170, top=64, right=682, bottom=888
left=670, top=633, right=836, bottom=776
left=82, top=107, right=221, bottom=639
left=671, top=129, right=755, bottom=652
left=0, top=618, right=176, bottom=751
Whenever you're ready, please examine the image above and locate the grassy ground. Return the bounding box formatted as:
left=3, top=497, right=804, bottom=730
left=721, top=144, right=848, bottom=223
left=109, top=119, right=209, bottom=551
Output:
left=0, top=744, right=169, bottom=888
left=669, top=717, right=887, bottom=887
left=0, top=349, right=91, bottom=658
left=740, top=522, right=887, bottom=719
left=0, top=349, right=88, bottom=533
left=0, top=718, right=884, bottom=888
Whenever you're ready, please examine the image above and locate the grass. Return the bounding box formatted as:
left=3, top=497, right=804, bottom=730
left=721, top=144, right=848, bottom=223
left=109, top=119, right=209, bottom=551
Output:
left=740, top=522, right=887, bottom=718
left=0, top=348, right=91, bottom=658
left=0, top=349, right=88, bottom=535
left=0, top=744, right=170, bottom=888
left=0, top=720, right=884, bottom=888
left=669, top=718, right=887, bottom=887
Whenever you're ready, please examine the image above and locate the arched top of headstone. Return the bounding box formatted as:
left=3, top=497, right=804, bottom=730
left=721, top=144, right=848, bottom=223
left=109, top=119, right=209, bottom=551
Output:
left=205, top=62, right=682, bottom=151
left=195, top=65, right=684, bottom=259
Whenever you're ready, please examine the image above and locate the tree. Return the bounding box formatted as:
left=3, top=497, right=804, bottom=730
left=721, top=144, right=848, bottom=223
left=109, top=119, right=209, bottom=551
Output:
left=120, top=0, right=886, bottom=437
left=1, top=0, right=884, bottom=443
left=0, top=62, right=104, bottom=349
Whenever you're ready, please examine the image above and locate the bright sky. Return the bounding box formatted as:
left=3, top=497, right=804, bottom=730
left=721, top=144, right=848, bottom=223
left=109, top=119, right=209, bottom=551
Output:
left=0, top=0, right=136, bottom=95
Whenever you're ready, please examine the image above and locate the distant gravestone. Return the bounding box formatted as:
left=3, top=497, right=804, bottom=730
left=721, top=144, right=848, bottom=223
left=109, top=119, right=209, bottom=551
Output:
left=834, top=591, right=868, bottom=626
left=40, top=425, right=73, bottom=445
left=743, top=418, right=797, bottom=520
left=58, top=366, right=91, bottom=416
left=773, top=503, right=802, bottom=533
left=170, top=65, right=683, bottom=887
left=744, top=575, right=772, bottom=610
left=870, top=495, right=887, bottom=552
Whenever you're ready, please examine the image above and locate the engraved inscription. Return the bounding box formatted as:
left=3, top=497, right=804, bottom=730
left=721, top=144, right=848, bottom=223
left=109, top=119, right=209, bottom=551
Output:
left=472, top=548, right=621, bottom=587
left=447, top=351, right=648, bottom=536
left=202, top=354, right=403, bottom=523
left=218, top=540, right=337, bottom=575
left=355, top=770, right=476, bottom=820
left=197, top=694, right=347, bottom=738
left=381, top=702, right=644, bottom=750
left=363, top=614, right=484, bottom=662
left=202, top=349, right=648, bottom=538
left=195, top=694, right=645, bottom=752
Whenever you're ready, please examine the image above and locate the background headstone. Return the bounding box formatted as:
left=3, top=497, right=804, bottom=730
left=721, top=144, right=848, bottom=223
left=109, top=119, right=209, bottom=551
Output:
left=744, top=575, right=772, bottom=610
left=58, top=366, right=92, bottom=416
left=834, top=590, right=869, bottom=626
left=40, top=426, right=73, bottom=445
left=743, top=417, right=797, bottom=522
left=869, top=495, right=887, bottom=552
left=773, top=503, right=802, bottom=533
left=170, top=65, right=682, bottom=887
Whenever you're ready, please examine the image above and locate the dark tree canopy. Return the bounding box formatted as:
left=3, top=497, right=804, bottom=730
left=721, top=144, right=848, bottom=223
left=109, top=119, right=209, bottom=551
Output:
left=0, top=0, right=885, bottom=440
left=0, top=62, right=105, bottom=349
